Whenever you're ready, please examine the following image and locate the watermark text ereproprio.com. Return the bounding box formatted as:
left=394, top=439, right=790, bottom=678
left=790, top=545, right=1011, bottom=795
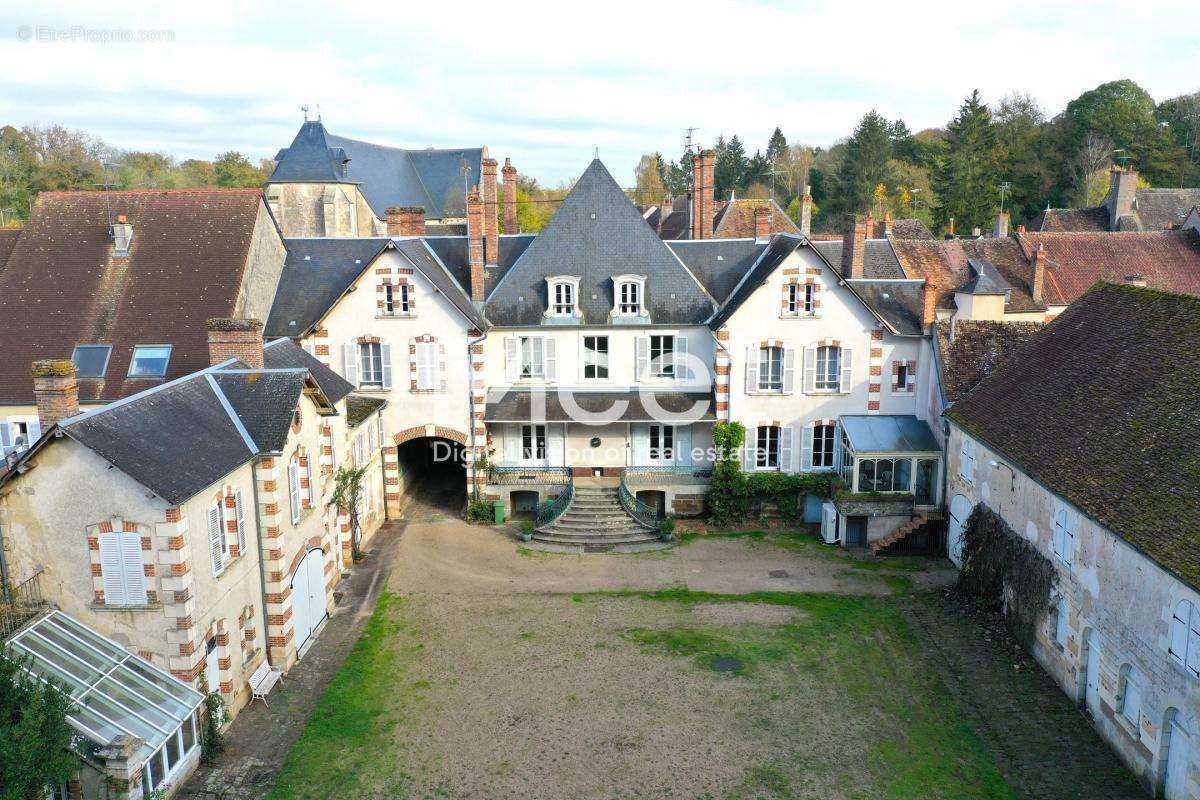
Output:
left=15, top=25, right=175, bottom=44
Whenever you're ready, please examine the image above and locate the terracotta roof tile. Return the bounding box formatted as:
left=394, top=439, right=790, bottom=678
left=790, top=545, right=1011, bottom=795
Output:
left=711, top=198, right=798, bottom=239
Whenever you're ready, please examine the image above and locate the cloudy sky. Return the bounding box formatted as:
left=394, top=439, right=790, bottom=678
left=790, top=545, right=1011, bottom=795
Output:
left=2, top=0, right=1197, bottom=186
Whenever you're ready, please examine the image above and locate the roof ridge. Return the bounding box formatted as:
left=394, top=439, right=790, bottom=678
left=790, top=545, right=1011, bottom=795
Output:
left=38, top=188, right=263, bottom=197
left=204, top=373, right=260, bottom=455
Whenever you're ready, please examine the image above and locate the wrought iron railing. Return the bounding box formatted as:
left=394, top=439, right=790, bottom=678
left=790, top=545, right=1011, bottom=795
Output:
left=1, top=569, right=47, bottom=640
left=535, top=480, right=574, bottom=529
left=489, top=465, right=572, bottom=485
left=618, top=475, right=661, bottom=531
left=622, top=465, right=714, bottom=484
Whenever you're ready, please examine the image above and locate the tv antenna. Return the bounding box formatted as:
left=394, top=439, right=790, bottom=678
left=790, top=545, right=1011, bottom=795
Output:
left=683, top=127, right=699, bottom=155
left=998, top=181, right=1011, bottom=214
left=1113, top=148, right=1132, bottom=169
left=301, top=105, right=310, bottom=122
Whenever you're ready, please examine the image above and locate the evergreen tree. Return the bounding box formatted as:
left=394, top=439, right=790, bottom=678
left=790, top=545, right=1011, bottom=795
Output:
left=934, top=90, right=1001, bottom=233
left=0, top=649, right=77, bottom=800
left=832, top=111, right=894, bottom=215
left=713, top=135, right=747, bottom=199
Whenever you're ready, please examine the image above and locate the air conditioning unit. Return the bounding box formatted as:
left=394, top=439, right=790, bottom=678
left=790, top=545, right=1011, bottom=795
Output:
left=820, top=502, right=841, bottom=545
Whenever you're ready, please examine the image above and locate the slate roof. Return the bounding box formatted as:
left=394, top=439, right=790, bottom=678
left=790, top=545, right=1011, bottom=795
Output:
left=711, top=198, right=799, bottom=239
left=948, top=283, right=1200, bottom=589
left=844, top=281, right=925, bottom=335
left=269, top=121, right=483, bottom=220
left=263, top=337, right=354, bottom=405
left=266, top=238, right=390, bottom=337
left=485, top=389, right=715, bottom=422
left=423, top=234, right=535, bottom=299
left=933, top=320, right=1042, bottom=404
left=1030, top=190, right=1200, bottom=233
left=810, top=239, right=906, bottom=279
left=346, top=395, right=387, bottom=428
left=1132, top=189, right=1200, bottom=231
left=483, top=160, right=716, bottom=326
left=657, top=209, right=689, bottom=240
left=0, top=189, right=275, bottom=404
left=707, top=235, right=803, bottom=329
left=1016, top=230, right=1200, bottom=306
left=890, top=218, right=935, bottom=239
left=667, top=239, right=767, bottom=303
left=211, top=370, right=308, bottom=454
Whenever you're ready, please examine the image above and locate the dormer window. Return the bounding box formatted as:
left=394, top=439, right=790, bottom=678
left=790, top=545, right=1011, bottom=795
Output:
left=111, top=216, right=133, bottom=256
left=545, top=276, right=581, bottom=319
left=612, top=274, right=647, bottom=318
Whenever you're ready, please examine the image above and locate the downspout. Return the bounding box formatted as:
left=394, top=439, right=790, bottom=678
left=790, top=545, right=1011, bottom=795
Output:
left=467, top=328, right=488, bottom=499
left=249, top=456, right=274, bottom=667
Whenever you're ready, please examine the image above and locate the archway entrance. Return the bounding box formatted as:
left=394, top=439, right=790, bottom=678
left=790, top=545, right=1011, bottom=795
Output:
left=395, top=435, right=467, bottom=515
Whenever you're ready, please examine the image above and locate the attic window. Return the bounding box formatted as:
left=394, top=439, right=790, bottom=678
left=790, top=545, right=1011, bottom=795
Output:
left=111, top=217, right=133, bottom=256
left=71, top=345, right=112, bottom=378
left=545, top=276, right=581, bottom=319
left=129, top=345, right=172, bottom=378
left=613, top=274, right=647, bottom=317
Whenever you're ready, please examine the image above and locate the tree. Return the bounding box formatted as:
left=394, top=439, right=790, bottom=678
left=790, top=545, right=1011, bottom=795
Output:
left=178, top=158, right=217, bottom=186
left=831, top=111, right=895, bottom=216
left=0, top=648, right=77, bottom=800
left=632, top=153, right=666, bottom=205
left=330, top=465, right=369, bottom=560
left=213, top=151, right=267, bottom=187
left=994, top=92, right=1057, bottom=222
left=1057, top=79, right=1179, bottom=185
left=934, top=90, right=1000, bottom=233
left=1157, top=91, right=1200, bottom=186
left=713, top=135, right=748, bottom=199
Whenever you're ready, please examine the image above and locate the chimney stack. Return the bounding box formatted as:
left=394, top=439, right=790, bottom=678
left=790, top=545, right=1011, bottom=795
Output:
left=799, top=186, right=812, bottom=237
left=993, top=212, right=1009, bottom=238
left=32, top=360, right=79, bottom=432
left=841, top=213, right=869, bottom=279
left=947, top=217, right=956, bottom=237
left=1105, top=166, right=1138, bottom=231
left=502, top=158, right=518, bottom=234
left=206, top=318, right=264, bottom=369
left=111, top=214, right=133, bottom=255
left=920, top=282, right=939, bottom=329
left=1016, top=224, right=1026, bottom=234
left=754, top=206, right=771, bottom=240
left=691, top=149, right=715, bottom=239
left=467, top=187, right=486, bottom=302
left=481, top=158, right=499, bottom=264
left=1030, top=243, right=1046, bottom=304
left=387, top=206, right=426, bottom=237
left=883, top=211, right=893, bottom=237
left=1124, top=273, right=1148, bottom=287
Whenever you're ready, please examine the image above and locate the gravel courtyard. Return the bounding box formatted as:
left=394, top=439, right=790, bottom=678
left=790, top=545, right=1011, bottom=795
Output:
left=265, top=520, right=1146, bottom=800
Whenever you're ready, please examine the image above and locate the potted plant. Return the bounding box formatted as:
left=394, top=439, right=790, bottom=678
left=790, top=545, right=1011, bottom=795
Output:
left=519, top=520, right=535, bottom=542
left=659, top=516, right=676, bottom=542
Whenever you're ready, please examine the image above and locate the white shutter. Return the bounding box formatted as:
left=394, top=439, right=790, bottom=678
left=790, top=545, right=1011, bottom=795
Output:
left=1188, top=616, right=1200, bottom=678
left=745, top=346, right=758, bottom=393
left=27, top=420, right=41, bottom=442
left=305, top=457, right=315, bottom=508
left=544, top=337, right=557, bottom=382
left=803, top=344, right=817, bottom=394
left=1170, top=602, right=1190, bottom=664
left=1064, top=512, right=1077, bottom=565
left=342, top=343, right=358, bottom=387
left=208, top=505, right=224, bottom=576
left=504, top=424, right=520, bottom=464
left=782, top=348, right=796, bottom=394
left=98, top=532, right=127, bottom=605
left=675, top=424, right=693, bottom=466
left=416, top=344, right=434, bottom=390
left=675, top=336, right=689, bottom=381
left=839, top=347, right=853, bottom=394
left=547, top=423, right=564, bottom=467
left=743, top=428, right=757, bottom=471
left=288, top=459, right=301, bottom=524
left=119, top=532, right=146, bottom=604
left=234, top=490, right=247, bottom=554
left=631, top=423, right=649, bottom=466
left=0, top=423, right=11, bottom=454
left=381, top=343, right=393, bottom=390
left=635, top=337, right=649, bottom=381
left=505, top=337, right=520, bottom=382
left=779, top=426, right=794, bottom=472
left=800, top=424, right=814, bottom=471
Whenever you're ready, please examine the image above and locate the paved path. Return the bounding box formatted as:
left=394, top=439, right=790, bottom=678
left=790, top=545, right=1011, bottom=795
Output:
left=178, top=525, right=403, bottom=800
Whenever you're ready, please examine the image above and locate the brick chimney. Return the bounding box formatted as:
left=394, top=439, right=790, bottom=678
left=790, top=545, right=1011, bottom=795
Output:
left=992, top=212, right=1009, bottom=238
left=206, top=318, right=264, bottom=369
left=799, top=186, right=812, bottom=237
left=1124, top=273, right=1148, bottom=287
left=482, top=158, right=499, bottom=264
left=841, top=214, right=868, bottom=279
left=1016, top=224, right=1026, bottom=234
left=1030, top=243, right=1046, bottom=304
left=947, top=217, right=956, bottom=237
left=1105, top=167, right=1138, bottom=231
left=691, top=149, right=715, bottom=239
left=882, top=211, right=893, bottom=237
left=502, top=158, right=518, bottom=234
left=920, top=282, right=939, bottom=328
left=754, top=206, right=771, bottom=240
left=467, top=187, right=486, bottom=302
left=387, top=206, right=425, bottom=236
left=32, top=360, right=79, bottom=431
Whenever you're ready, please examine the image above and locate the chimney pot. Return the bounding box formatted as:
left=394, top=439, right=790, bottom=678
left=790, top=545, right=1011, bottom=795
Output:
left=841, top=213, right=868, bottom=279
left=205, top=317, right=264, bottom=369
left=32, top=359, right=80, bottom=431
left=1030, top=242, right=1047, bottom=304
left=799, top=186, right=813, bottom=237
left=467, top=187, right=486, bottom=302
left=482, top=158, right=499, bottom=264
left=754, top=205, right=771, bottom=240
left=920, top=282, right=939, bottom=328
left=993, top=212, right=1009, bottom=238
left=502, top=158, right=519, bottom=234
left=691, top=149, right=716, bottom=239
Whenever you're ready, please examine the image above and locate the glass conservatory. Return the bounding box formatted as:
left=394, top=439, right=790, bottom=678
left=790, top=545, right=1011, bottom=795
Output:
left=838, top=415, right=943, bottom=508
left=6, top=610, right=205, bottom=796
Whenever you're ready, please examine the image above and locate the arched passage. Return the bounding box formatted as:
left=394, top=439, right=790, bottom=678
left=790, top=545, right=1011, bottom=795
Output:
left=393, top=427, right=467, bottom=514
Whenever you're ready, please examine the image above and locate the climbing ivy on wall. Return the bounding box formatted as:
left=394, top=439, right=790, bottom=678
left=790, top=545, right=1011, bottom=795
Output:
left=956, top=504, right=1055, bottom=645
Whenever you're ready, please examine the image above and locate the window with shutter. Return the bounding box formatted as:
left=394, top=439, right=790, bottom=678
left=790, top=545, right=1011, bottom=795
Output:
left=288, top=458, right=302, bottom=524
left=380, top=343, right=393, bottom=390
left=544, top=337, right=557, bottom=382
left=1054, top=598, right=1070, bottom=645
left=1120, top=666, right=1143, bottom=731
left=234, top=490, right=246, bottom=554
left=744, top=345, right=759, bottom=393
left=208, top=505, right=224, bottom=576
left=802, top=344, right=817, bottom=394
left=98, top=530, right=146, bottom=605
left=782, top=348, right=796, bottom=394
left=304, top=457, right=314, bottom=509
left=416, top=343, right=437, bottom=390
left=342, top=343, right=358, bottom=386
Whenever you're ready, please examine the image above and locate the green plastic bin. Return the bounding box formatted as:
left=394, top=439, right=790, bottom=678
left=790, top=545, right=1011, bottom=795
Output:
left=493, top=501, right=506, bottom=524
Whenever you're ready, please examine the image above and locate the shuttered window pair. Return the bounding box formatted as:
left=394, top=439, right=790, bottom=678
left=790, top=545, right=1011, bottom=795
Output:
left=504, top=336, right=556, bottom=382
left=800, top=345, right=852, bottom=394
left=636, top=335, right=688, bottom=381
left=745, top=425, right=792, bottom=472
left=414, top=342, right=440, bottom=390
left=209, top=491, right=246, bottom=576
left=746, top=346, right=795, bottom=393
left=1169, top=600, right=1200, bottom=678
left=98, top=530, right=147, bottom=606
left=799, top=423, right=837, bottom=471
left=342, top=342, right=393, bottom=390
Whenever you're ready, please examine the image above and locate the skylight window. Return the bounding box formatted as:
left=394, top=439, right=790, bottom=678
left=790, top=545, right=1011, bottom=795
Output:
left=129, top=345, right=172, bottom=378
left=71, top=345, right=113, bottom=378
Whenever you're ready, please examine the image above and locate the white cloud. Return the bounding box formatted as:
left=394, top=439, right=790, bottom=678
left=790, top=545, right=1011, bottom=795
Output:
left=0, top=0, right=1196, bottom=184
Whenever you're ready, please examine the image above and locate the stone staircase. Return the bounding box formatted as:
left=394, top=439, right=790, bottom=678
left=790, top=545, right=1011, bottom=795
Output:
left=870, top=512, right=944, bottom=555
left=532, top=485, right=662, bottom=552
